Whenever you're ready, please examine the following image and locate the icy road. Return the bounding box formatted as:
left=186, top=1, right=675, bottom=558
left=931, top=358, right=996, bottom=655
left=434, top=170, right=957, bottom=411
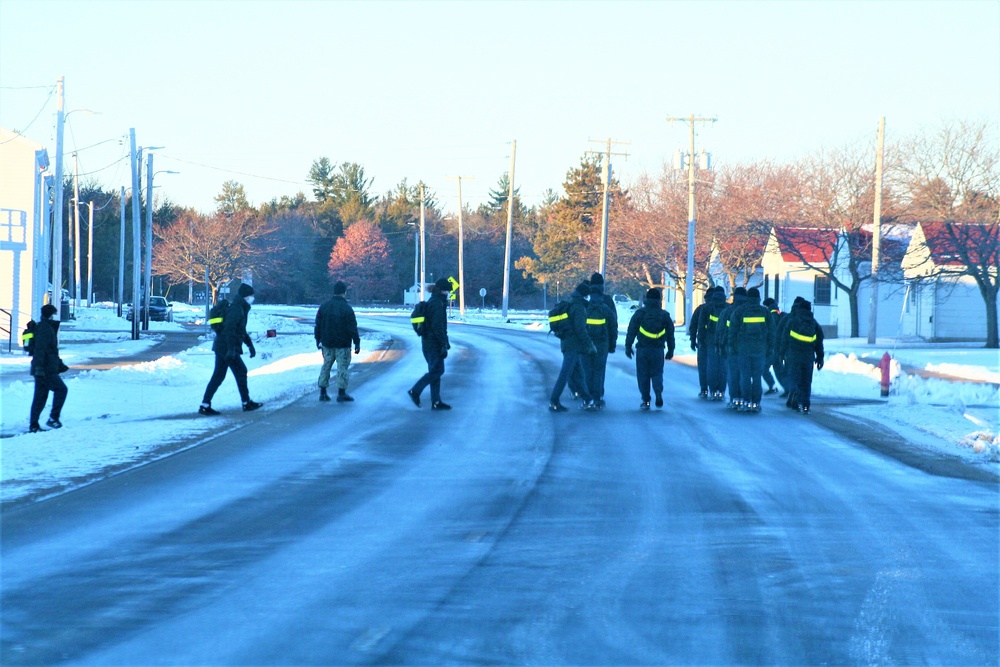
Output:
left=2, top=316, right=997, bottom=665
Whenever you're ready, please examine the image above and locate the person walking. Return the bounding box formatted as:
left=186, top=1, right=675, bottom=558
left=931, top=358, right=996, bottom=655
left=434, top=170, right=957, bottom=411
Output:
left=717, top=286, right=747, bottom=410
left=28, top=303, right=69, bottom=433
left=697, top=287, right=728, bottom=401
left=688, top=286, right=710, bottom=399
left=624, top=288, right=676, bottom=410
left=199, top=283, right=263, bottom=415
left=549, top=281, right=598, bottom=412
left=315, top=281, right=361, bottom=402
left=761, top=297, right=783, bottom=395
left=777, top=298, right=825, bottom=413
left=408, top=277, right=453, bottom=410
left=587, top=273, right=619, bottom=407
left=727, top=287, right=775, bottom=413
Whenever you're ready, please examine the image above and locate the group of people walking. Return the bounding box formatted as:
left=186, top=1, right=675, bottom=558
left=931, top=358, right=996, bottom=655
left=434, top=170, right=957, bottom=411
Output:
left=689, top=286, right=825, bottom=414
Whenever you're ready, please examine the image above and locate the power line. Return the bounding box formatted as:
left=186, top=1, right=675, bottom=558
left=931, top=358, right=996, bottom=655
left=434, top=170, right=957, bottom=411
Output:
left=0, top=86, right=56, bottom=145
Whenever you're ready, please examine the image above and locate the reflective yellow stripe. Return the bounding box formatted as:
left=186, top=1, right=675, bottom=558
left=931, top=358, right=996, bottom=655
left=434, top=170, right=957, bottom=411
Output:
left=743, top=316, right=766, bottom=324
left=411, top=316, right=426, bottom=324
left=790, top=330, right=816, bottom=343
left=208, top=317, right=224, bottom=325
left=549, top=313, right=568, bottom=323
left=639, top=326, right=665, bottom=339
left=21, top=332, right=34, bottom=341
left=586, top=318, right=606, bottom=325
left=709, top=314, right=719, bottom=322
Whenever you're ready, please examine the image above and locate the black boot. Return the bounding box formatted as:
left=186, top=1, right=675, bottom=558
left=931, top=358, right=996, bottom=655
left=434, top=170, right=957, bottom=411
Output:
left=319, top=387, right=331, bottom=402
left=336, top=388, right=354, bottom=402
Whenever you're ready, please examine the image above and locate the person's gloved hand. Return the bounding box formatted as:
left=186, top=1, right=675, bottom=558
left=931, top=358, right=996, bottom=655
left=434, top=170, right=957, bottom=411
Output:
left=316, top=341, right=322, bottom=350
left=247, top=342, right=256, bottom=359
left=440, top=347, right=449, bottom=359
left=816, top=357, right=824, bottom=370
left=625, top=347, right=633, bottom=359
left=691, top=341, right=697, bottom=351
left=354, top=344, right=361, bottom=354
left=665, top=350, right=674, bottom=360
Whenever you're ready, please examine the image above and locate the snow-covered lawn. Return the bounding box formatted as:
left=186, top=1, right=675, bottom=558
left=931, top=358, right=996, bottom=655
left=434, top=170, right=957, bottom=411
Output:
left=1, top=302, right=996, bottom=505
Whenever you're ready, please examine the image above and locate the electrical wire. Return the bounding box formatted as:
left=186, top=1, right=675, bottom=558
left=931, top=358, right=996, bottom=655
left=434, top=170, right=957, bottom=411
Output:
left=0, top=85, right=56, bottom=145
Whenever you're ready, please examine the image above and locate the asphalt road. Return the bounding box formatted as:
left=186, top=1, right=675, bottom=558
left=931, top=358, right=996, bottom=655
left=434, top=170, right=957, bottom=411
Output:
left=2, top=316, right=997, bottom=665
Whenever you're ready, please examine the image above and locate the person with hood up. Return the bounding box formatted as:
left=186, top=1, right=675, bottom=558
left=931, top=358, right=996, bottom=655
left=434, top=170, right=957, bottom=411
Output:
left=199, top=282, right=263, bottom=414
left=624, top=288, right=676, bottom=410
left=776, top=297, right=825, bottom=414
left=586, top=273, right=618, bottom=407
left=28, top=303, right=69, bottom=433
left=315, top=280, right=361, bottom=402
left=408, top=277, right=453, bottom=410
left=549, top=281, right=598, bottom=412
left=728, top=287, right=775, bottom=413
left=688, top=286, right=710, bottom=399
left=697, top=286, right=728, bottom=401
left=717, top=286, right=747, bottom=410
left=761, top=297, right=783, bottom=395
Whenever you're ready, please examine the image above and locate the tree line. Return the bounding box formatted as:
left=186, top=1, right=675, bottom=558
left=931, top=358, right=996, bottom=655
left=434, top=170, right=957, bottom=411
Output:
left=63, top=118, right=997, bottom=341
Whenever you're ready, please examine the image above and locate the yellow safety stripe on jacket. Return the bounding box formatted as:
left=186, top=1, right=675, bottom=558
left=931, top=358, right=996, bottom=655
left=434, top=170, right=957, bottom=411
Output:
left=709, top=314, right=719, bottom=322
left=639, top=326, right=665, bottom=339
left=586, top=318, right=606, bottom=326
left=743, top=316, right=766, bottom=324
left=208, top=317, right=224, bottom=326
left=549, top=313, right=568, bottom=324
left=790, top=329, right=816, bottom=343
left=411, top=316, right=426, bottom=324
left=21, top=332, right=34, bottom=343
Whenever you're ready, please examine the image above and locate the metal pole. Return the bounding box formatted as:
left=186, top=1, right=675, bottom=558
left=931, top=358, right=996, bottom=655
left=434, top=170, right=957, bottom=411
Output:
left=205, top=264, right=211, bottom=333
left=118, top=186, right=125, bottom=316
left=685, top=115, right=696, bottom=327
left=867, top=116, right=886, bottom=345
left=413, top=229, right=419, bottom=299
left=73, top=152, right=82, bottom=309
left=419, top=183, right=426, bottom=301
left=86, top=200, right=94, bottom=306
left=52, top=77, right=65, bottom=320
left=501, top=140, right=516, bottom=319
left=143, top=152, right=154, bottom=330
left=599, top=139, right=611, bottom=275
left=457, top=177, right=466, bottom=316
left=129, top=129, right=141, bottom=340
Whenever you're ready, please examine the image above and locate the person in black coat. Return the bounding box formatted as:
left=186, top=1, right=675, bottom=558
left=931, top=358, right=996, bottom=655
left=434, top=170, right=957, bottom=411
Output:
left=408, top=277, right=453, bottom=410
left=777, top=298, right=825, bottom=414
left=586, top=274, right=618, bottom=407
left=199, top=283, right=262, bottom=415
left=624, top=288, right=676, bottom=410
left=550, top=282, right=598, bottom=412
left=761, top=297, right=782, bottom=395
left=28, top=304, right=69, bottom=432
left=697, top=286, right=728, bottom=401
left=688, top=287, right=710, bottom=399
left=728, top=287, right=776, bottom=412
left=315, top=281, right=362, bottom=402
left=717, top=286, right=747, bottom=409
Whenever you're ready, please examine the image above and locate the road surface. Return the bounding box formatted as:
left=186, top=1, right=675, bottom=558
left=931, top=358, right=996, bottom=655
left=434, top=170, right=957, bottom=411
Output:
left=2, top=315, right=997, bottom=665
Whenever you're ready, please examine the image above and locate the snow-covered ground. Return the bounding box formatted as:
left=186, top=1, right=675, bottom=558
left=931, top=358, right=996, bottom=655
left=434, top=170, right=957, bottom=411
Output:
left=1, top=302, right=997, bottom=504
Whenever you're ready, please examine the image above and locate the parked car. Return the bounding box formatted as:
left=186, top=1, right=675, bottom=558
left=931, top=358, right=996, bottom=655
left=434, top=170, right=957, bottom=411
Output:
left=126, top=296, right=174, bottom=322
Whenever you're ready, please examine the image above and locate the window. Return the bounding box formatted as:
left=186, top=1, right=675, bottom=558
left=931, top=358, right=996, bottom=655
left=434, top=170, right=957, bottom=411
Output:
left=814, top=276, right=831, bottom=305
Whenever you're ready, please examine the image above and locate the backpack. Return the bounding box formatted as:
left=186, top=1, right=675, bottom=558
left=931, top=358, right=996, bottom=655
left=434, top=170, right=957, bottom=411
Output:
left=208, top=299, right=229, bottom=334
left=548, top=301, right=573, bottom=339
left=410, top=300, right=428, bottom=336
left=788, top=316, right=818, bottom=348
left=21, top=319, right=36, bottom=356
left=638, top=308, right=667, bottom=341
left=738, top=305, right=770, bottom=346
left=585, top=301, right=609, bottom=343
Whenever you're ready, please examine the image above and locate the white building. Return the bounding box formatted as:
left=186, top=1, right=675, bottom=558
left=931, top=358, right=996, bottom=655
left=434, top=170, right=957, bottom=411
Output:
left=0, top=127, right=51, bottom=352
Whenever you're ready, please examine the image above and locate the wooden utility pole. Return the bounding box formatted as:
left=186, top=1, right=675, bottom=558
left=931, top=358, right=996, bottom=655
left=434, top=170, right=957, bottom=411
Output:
left=447, top=175, right=475, bottom=316
left=419, top=182, right=426, bottom=302
left=667, top=114, right=716, bottom=326
left=586, top=138, right=629, bottom=276
left=501, top=140, right=516, bottom=319
left=867, top=116, right=886, bottom=345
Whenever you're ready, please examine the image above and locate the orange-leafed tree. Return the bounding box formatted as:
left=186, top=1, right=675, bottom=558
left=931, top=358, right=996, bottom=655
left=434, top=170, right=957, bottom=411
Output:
left=327, top=220, right=398, bottom=302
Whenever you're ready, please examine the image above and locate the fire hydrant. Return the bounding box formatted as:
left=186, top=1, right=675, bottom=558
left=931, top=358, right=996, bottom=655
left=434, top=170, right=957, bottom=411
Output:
left=879, top=352, right=892, bottom=397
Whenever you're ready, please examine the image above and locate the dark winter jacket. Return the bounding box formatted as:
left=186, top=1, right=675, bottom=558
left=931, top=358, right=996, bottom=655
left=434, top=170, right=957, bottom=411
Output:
left=625, top=296, right=676, bottom=355
left=590, top=285, right=619, bottom=352
left=29, top=318, right=61, bottom=376
left=728, top=295, right=776, bottom=356
left=214, top=296, right=253, bottom=356
left=777, top=303, right=825, bottom=364
left=561, top=292, right=596, bottom=355
left=716, top=292, right=747, bottom=356
left=314, top=295, right=360, bottom=349
left=421, top=291, right=450, bottom=354
left=696, top=291, right=728, bottom=348
left=688, top=302, right=706, bottom=349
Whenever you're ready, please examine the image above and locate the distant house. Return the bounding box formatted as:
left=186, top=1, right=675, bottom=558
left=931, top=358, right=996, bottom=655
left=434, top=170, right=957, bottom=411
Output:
left=761, top=227, right=840, bottom=337
left=0, top=127, right=51, bottom=352
left=901, top=221, right=999, bottom=342
left=833, top=225, right=912, bottom=340
left=707, top=231, right=769, bottom=295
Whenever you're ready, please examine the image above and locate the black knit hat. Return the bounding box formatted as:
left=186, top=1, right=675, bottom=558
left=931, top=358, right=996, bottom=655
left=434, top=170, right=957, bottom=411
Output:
left=734, top=287, right=747, bottom=296
left=434, top=277, right=452, bottom=293
left=747, top=287, right=760, bottom=299
left=590, top=272, right=605, bottom=285
left=41, top=303, right=58, bottom=318
left=333, top=281, right=347, bottom=295
left=646, top=288, right=661, bottom=300
left=575, top=281, right=591, bottom=297
left=237, top=283, right=255, bottom=298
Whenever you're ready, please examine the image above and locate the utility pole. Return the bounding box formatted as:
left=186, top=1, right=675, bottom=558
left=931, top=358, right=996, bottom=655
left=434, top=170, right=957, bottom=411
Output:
left=667, top=113, right=716, bottom=326
left=86, top=200, right=94, bottom=306
left=72, top=152, right=82, bottom=309
left=129, top=129, right=141, bottom=340
left=419, top=182, right=426, bottom=302
left=447, top=175, right=474, bottom=316
left=143, top=151, right=154, bottom=330
left=586, top=138, right=629, bottom=276
left=867, top=116, right=886, bottom=345
left=52, top=77, right=65, bottom=319
left=501, top=140, right=516, bottom=319
left=118, top=186, right=125, bottom=317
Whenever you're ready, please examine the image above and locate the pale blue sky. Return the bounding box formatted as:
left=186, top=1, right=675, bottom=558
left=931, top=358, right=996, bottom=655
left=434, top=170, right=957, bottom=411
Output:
left=2, top=0, right=997, bottom=214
